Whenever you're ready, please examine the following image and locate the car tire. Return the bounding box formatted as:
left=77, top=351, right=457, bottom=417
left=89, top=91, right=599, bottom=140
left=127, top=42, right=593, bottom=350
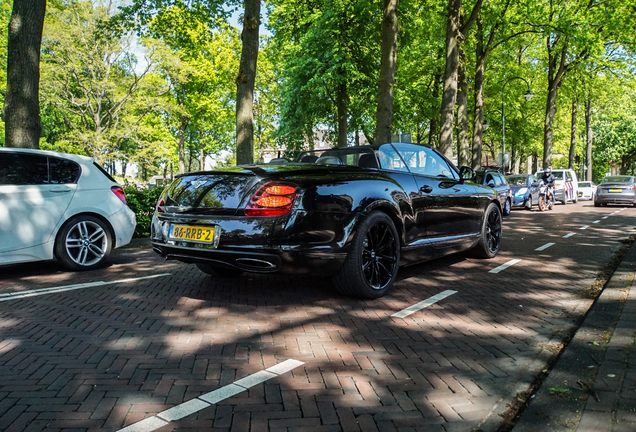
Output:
left=503, top=198, right=512, bottom=216
left=574, top=195, right=579, bottom=203
left=332, top=211, right=400, bottom=299
left=55, top=215, right=112, bottom=271
left=594, top=201, right=600, bottom=207
left=525, top=196, right=532, bottom=210
left=196, top=263, right=244, bottom=277
left=470, top=202, right=502, bottom=259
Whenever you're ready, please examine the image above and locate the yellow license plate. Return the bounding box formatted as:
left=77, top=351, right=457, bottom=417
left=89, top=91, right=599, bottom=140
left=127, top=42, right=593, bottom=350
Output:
left=609, top=188, right=623, bottom=193
left=169, top=224, right=215, bottom=243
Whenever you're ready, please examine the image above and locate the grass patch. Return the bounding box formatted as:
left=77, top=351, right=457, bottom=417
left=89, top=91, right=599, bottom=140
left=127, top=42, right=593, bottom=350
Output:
left=548, top=387, right=572, bottom=397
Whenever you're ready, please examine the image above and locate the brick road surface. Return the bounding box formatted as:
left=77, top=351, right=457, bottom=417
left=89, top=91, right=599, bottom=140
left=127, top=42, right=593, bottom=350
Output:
left=0, top=202, right=633, bottom=431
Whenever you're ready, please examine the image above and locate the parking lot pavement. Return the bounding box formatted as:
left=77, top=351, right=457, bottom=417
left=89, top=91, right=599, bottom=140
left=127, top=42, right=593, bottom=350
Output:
left=0, top=203, right=634, bottom=432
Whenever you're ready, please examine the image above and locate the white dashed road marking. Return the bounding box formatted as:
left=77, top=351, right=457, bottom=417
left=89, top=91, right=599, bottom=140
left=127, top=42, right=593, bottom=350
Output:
left=535, top=242, right=555, bottom=251
left=602, top=216, right=609, bottom=219
left=117, top=359, right=305, bottom=432
left=563, top=233, right=577, bottom=238
left=489, top=259, right=522, bottom=274
left=0, top=274, right=172, bottom=302
left=392, top=290, right=458, bottom=318
left=593, top=220, right=601, bottom=224
left=580, top=225, right=590, bottom=230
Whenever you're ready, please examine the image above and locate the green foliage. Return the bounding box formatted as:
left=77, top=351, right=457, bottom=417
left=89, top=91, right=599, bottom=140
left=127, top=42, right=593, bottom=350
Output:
left=123, top=185, right=164, bottom=238
left=0, top=0, right=11, bottom=145
left=269, top=0, right=380, bottom=150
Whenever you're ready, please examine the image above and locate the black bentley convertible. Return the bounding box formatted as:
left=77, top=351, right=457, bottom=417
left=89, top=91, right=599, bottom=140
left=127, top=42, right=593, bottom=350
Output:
left=151, top=143, right=502, bottom=298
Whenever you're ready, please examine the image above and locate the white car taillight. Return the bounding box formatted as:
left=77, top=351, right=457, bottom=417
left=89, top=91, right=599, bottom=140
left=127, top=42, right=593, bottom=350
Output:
left=111, top=186, right=127, bottom=205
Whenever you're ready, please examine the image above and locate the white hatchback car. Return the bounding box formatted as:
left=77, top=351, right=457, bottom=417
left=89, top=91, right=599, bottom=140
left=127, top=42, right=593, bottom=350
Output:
left=0, top=148, right=136, bottom=270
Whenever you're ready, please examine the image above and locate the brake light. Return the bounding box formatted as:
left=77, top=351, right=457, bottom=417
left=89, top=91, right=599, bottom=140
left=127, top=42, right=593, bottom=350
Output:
left=245, top=182, right=299, bottom=216
left=111, top=186, right=127, bottom=205
left=156, top=191, right=166, bottom=213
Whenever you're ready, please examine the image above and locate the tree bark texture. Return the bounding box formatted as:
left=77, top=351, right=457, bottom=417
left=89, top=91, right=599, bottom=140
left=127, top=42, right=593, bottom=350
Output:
left=585, top=98, right=593, bottom=181
left=438, top=0, right=462, bottom=159
left=471, top=33, right=486, bottom=170
left=456, top=47, right=469, bottom=168
left=337, top=82, right=348, bottom=147
left=375, top=0, right=399, bottom=144
left=568, top=97, right=577, bottom=170
left=235, top=0, right=260, bottom=165
left=4, top=0, right=46, bottom=149
left=428, top=74, right=441, bottom=148
left=543, top=43, right=568, bottom=169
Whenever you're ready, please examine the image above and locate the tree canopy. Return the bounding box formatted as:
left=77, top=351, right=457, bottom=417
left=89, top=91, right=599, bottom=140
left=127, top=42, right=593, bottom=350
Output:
left=2, top=0, right=636, bottom=182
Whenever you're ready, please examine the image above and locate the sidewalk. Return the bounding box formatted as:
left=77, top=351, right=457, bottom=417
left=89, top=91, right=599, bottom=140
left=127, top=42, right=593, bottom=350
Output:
left=511, top=238, right=636, bottom=432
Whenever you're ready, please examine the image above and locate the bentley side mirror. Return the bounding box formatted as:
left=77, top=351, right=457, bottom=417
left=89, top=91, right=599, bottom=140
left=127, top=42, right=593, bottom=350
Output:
left=459, top=166, right=475, bottom=183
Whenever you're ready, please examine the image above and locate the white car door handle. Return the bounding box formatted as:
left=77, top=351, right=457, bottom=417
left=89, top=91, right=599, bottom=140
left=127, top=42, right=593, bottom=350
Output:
left=49, top=188, right=71, bottom=193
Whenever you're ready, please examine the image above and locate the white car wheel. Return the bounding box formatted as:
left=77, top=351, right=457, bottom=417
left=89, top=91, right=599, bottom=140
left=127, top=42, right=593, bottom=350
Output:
left=55, top=215, right=112, bottom=270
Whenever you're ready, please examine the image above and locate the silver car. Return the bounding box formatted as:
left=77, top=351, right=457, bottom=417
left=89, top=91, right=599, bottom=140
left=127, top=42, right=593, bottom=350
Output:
left=594, top=176, right=636, bottom=207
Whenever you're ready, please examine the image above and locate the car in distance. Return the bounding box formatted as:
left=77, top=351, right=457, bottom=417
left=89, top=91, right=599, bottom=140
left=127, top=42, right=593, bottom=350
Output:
left=474, top=169, right=512, bottom=215
left=0, top=148, right=137, bottom=270
left=535, top=168, right=578, bottom=205
left=594, top=176, right=636, bottom=207
left=505, top=174, right=540, bottom=210
left=577, top=181, right=596, bottom=201
left=150, top=143, right=503, bottom=299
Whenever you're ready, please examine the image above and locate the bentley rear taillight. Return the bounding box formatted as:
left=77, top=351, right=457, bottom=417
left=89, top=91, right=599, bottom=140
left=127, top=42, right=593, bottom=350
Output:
left=245, top=182, right=299, bottom=216
left=156, top=191, right=167, bottom=213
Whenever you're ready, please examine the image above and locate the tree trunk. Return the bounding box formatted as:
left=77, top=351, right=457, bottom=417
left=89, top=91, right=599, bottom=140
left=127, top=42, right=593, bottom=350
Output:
left=428, top=74, right=441, bottom=148
left=235, top=0, right=261, bottom=165
left=375, top=0, right=400, bottom=144
left=177, top=116, right=189, bottom=174
left=568, top=97, right=577, bottom=170
left=456, top=47, right=470, bottom=167
left=585, top=98, right=593, bottom=181
left=471, top=20, right=486, bottom=170
left=543, top=83, right=558, bottom=169
left=543, top=44, right=568, bottom=169
left=438, top=0, right=462, bottom=160
left=3, top=0, right=46, bottom=149
left=337, top=82, right=348, bottom=147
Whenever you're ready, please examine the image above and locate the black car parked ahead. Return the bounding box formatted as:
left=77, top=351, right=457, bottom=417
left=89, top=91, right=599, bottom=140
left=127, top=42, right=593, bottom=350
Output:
left=474, top=169, right=513, bottom=216
left=151, top=143, right=503, bottom=299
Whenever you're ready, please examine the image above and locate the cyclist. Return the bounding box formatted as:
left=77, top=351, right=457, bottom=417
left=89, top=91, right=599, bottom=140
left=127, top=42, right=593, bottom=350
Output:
left=541, top=167, right=556, bottom=209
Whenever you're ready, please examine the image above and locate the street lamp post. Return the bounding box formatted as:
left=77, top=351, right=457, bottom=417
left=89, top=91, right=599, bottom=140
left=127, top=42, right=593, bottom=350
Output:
left=501, top=77, right=534, bottom=173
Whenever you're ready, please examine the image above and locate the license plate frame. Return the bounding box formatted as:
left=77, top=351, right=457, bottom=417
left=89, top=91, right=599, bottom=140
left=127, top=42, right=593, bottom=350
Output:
left=169, top=224, right=216, bottom=244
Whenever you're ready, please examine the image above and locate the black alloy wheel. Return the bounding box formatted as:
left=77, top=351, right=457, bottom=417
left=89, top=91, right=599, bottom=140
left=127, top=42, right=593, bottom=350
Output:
left=333, top=211, right=400, bottom=299
left=471, top=202, right=502, bottom=258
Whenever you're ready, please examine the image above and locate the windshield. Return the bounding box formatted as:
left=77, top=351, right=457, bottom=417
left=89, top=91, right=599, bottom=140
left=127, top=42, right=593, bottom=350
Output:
left=579, top=182, right=591, bottom=187
left=602, top=176, right=632, bottom=184
left=506, top=175, right=527, bottom=186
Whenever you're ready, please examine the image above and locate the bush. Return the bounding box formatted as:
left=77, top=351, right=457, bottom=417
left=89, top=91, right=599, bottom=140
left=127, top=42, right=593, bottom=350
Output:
left=123, top=186, right=164, bottom=238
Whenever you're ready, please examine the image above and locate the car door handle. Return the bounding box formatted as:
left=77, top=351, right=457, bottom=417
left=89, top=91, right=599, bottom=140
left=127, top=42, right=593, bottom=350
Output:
left=49, top=188, right=71, bottom=193
left=420, top=185, right=433, bottom=193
